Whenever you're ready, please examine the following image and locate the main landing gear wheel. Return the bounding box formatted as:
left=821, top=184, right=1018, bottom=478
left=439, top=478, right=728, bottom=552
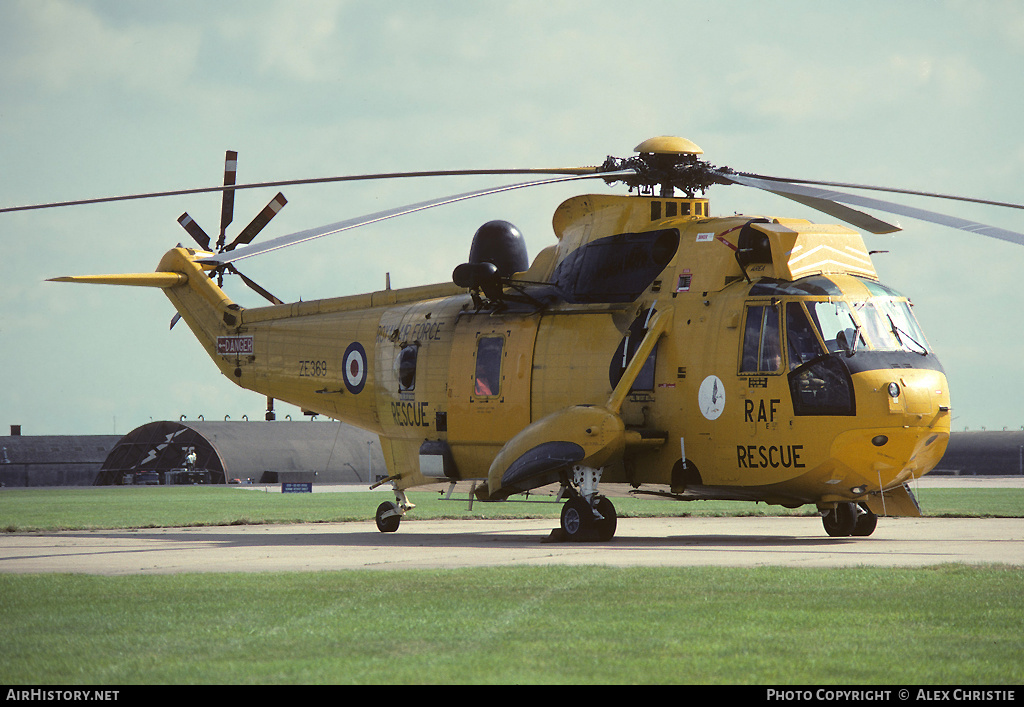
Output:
left=822, top=502, right=858, bottom=537
left=560, top=496, right=617, bottom=542
left=822, top=502, right=877, bottom=537
left=375, top=501, right=401, bottom=533
left=852, top=506, right=878, bottom=537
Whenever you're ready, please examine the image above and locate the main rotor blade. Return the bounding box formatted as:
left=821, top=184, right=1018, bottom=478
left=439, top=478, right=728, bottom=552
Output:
left=226, top=264, right=284, bottom=305
left=204, top=170, right=635, bottom=266
left=738, top=173, right=1024, bottom=212
left=717, top=174, right=902, bottom=234
left=218, top=150, right=238, bottom=249
left=764, top=191, right=902, bottom=234
left=722, top=172, right=1024, bottom=246
left=223, top=192, right=287, bottom=252
left=0, top=167, right=598, bottom=214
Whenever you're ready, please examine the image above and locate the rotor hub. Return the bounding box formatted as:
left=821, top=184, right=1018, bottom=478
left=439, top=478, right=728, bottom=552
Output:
left=597, top=135, right=732, bottom=198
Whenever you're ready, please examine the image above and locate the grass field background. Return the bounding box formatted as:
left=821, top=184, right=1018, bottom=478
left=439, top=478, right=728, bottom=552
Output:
left=2, top=485, right=1022, bottom=532
left=1, top=485, right=1021, bottom=685
left=1, top=565, right=1020, bottom=685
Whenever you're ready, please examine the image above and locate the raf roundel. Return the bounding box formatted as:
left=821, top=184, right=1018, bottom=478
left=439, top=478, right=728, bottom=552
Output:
left=343, top=342, right=367, bottom=394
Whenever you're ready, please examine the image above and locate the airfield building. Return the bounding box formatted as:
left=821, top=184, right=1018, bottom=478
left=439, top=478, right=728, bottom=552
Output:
left=1, top=420, right=386, bottom=487
left=93, top=420, right=385, bottom=485
left=0, top=428, right=120, bottom=487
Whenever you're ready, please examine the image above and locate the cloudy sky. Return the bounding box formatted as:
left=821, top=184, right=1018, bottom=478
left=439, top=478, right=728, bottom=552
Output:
left=1, top=0, right=1022, bottom=436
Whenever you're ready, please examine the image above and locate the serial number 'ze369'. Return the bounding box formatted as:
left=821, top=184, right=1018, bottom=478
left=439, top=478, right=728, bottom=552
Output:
left=299, top=360, right=327, bottom=377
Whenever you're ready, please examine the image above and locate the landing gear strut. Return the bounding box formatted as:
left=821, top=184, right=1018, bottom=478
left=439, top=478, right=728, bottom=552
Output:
left=557, top=465, right=617, bottom=542
left=822, top=502, right=877, bottom=537
left=374, top=482, right=415, bottom=533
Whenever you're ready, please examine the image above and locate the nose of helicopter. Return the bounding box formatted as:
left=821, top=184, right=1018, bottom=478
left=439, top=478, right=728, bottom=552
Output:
left=829, top=366, right=951, bottom=491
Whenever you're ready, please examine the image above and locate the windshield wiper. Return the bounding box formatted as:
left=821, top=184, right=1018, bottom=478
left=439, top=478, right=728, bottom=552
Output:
left=887, top=314, right=928, bottom=355
left=847, top=324, right=862, bottom=356
left=841, top=312, right=862, bottom=357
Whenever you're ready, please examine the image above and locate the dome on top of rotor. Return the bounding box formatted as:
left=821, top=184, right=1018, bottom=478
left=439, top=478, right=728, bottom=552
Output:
left=468, top=220, right=529, bottom=278
left=633, top=136, right=703, bottom=156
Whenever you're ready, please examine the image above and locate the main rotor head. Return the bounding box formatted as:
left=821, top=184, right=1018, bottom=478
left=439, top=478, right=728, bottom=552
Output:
left=597, top=136, right=731, bottom=198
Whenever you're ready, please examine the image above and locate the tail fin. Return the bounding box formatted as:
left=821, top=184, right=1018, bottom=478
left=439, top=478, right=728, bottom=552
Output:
left=50, top=247, right=244, bottom=379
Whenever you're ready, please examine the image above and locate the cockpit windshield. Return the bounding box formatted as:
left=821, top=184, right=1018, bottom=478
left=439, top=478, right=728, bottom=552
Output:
left=759, top=277, right=931, bottom=417
left=745, top=278, right=931, bottom=378
left=853, top=298, right=929, bottom=353
left=801, top=296, right=929, bottom=355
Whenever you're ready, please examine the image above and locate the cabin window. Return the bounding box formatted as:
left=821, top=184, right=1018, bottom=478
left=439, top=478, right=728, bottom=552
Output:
left=740, top=304, right=782, bottom=374
left=551, top=229, right=679, bottom=304
left=396, top=345, right=418, bottom=392
left=474, top=336, right=504, bottom=397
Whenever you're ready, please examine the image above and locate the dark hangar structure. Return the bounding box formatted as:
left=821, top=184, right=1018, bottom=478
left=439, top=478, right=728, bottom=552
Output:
left=94, top=420, right=385, bottom=485
left=1, top=421, right=385, bottom=486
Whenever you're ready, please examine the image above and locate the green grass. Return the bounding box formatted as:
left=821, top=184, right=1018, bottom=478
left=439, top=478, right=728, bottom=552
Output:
left=2, top=485, right=1021, bottom=685
left=1, top=485, right=1021, bottom=533
left=0, top=565, right=1020, bottom=685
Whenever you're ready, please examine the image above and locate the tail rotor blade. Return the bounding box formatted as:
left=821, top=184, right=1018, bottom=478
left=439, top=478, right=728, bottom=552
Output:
left=177, top=212, right=212, bottom=250
left=226, top=263, right=284, bottom=305
left=224, top=192, right=287, bottom=252
left=218, top=150, right=238, bottom=249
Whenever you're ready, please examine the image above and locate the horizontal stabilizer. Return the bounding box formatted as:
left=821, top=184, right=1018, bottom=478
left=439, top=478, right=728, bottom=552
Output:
left=48, top=272, right=188, bottom=288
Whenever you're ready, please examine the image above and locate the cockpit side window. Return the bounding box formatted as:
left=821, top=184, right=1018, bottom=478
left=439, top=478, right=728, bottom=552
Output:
left=786, top=303, right=823, bottom=369
left=740, top=304, right=782, bottom=374
left=805, top=301, right=861, bottom=354
left=788, top=300, right=856, bottom=416
left=741, top=307, right=762, bottom=373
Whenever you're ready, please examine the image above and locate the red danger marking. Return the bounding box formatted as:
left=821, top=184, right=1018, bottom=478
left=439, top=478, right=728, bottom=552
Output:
left=217, top=336, right=254, bottom=355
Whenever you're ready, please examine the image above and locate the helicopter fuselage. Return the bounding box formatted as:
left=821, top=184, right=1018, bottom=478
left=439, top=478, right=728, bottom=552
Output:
left=156, top=191, right=950, bottom=524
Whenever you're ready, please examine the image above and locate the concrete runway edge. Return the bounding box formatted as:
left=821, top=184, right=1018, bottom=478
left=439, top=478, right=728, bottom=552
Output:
left=1, top=516, right=1021, bottom=574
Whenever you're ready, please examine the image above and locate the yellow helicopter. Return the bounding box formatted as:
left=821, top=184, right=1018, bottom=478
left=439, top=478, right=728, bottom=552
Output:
left=28, top=136, right=1024, bottom=541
